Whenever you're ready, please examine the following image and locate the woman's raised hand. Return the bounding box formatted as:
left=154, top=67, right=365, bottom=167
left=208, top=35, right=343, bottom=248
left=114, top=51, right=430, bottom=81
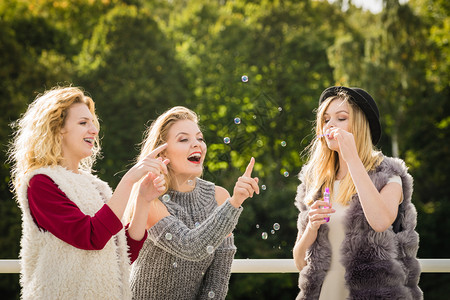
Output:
left=327, top=128, right=359, bottom=164
left=137, top=159, right=168, bottom=202
left=124, top=143, right=170, bottom=184
left=230, top=157, right=259, bottom=208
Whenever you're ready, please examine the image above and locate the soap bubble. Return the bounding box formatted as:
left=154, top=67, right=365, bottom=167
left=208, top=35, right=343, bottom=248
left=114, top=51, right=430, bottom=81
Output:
left=187, top=179, right=194, bottom=186
left=278, top=107, right=283, bottom=112
left=262, top=232, right=268, bottom=240
left=162, top=194, right=171, bottom=202
left=261, top=185, right=267, bottom=191
left=281, top=141, right=287, bottom=147
left=271, top=230, right=275, bottom=234
left=195, top=222, right=201, bottom=228
left=165, top=233, right=173, bottom=240
left=173, top=262, right=178, bottom=268
left=241, top=75, right=249, bottom=83
left=223, top=137, right=231, bottom=144
left=234, top=117, right=241, bottom=124
left=256, top=224, right=260, bottom=229
left=206, top=245, right=214, bottom=254
left=208, top=291, right=215, bottom=298
left=273, top=223, right=280, bottom=231
left=283, top=171, right=289, bottom=177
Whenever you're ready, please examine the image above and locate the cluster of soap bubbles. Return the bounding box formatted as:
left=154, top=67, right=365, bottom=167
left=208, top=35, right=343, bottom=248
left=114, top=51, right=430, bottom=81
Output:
left=222, top=80, right=290, bottom=180
left=259, top=223, right=281, bottom=240
left=221, top=75, right=287, bottom=244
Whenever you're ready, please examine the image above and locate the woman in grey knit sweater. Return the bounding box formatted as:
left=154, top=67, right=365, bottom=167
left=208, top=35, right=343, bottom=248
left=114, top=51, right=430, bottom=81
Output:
left=293, top=86, right=422, bottom=299
left=124, top=106, right=259, bottom=300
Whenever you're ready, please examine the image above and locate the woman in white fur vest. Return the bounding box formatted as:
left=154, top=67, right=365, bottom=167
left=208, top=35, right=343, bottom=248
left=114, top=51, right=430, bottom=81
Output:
left=8, top=86, right=170, bottom=300
left=293, top=86, right=422, bottom=299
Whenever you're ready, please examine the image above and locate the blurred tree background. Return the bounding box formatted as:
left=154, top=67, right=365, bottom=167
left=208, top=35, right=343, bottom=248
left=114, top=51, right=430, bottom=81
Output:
left=0, top=0, right=448, bottom=299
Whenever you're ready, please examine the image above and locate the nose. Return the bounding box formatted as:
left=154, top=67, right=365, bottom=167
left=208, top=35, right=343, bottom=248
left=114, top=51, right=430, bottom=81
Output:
left=324, top=119, right=336, bottom=129
left=89, top=124, right=99, bottom=136
left=323, top=121, right=335, bottom=135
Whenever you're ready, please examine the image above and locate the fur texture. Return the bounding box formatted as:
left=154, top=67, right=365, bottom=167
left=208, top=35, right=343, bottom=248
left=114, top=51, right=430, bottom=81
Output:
left=295, top=157, right=423, bottom=300
left=17, top=166, right=131, bottom=300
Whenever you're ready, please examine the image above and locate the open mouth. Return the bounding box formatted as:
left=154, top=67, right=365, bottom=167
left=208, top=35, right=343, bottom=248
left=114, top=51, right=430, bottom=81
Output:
left=84, top=138, right=94, bottom=146
left=187, top=152, right=202, bottom=163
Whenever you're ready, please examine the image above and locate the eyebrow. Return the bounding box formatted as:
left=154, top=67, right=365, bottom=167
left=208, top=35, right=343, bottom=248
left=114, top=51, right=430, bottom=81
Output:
left=323, top=110, right=349, bottom=115
left=79, top=116, right=94, bottom=121
left=175, top=131, right=202, bottom=137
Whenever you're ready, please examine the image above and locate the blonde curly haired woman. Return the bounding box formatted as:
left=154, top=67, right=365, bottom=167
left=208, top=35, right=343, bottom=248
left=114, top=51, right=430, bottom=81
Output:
left=9, top=86, right=168, bottom=300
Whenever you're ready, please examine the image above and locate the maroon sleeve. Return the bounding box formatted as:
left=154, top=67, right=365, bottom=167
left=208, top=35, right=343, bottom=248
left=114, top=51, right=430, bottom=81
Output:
left=124, top=224, right=148, bottom=264
left=27, top=174, right=123, bottom=250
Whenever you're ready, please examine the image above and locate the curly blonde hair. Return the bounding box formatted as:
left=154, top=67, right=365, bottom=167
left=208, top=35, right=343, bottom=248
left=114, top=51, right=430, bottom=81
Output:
left=9, top=86, right=100, bottom=192
left=123, top=106, right=199, bottom=223
left=302, top=92, right=383, bottom=206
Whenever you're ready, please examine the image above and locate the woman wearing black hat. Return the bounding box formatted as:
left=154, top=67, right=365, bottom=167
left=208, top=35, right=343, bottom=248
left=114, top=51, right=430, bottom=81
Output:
left=293, top=86, right=422, bottom=299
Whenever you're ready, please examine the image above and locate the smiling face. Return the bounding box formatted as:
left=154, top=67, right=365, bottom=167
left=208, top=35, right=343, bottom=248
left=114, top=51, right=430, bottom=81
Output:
left=322, top=98, right=351, bottom=152
left=60, top=103, right=99, bottom=171
left=163, top=119, right=207, bottom=183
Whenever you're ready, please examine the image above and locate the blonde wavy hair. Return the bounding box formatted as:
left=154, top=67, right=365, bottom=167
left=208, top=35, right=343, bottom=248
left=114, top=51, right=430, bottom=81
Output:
left=9, top=86, right=100, bottom=193
left=302, top=92, right=383, bottom=206
left=123, top=106, right=199, bottom=223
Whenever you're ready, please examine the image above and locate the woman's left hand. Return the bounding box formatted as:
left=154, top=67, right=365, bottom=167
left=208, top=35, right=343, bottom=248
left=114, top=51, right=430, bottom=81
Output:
left=138, top=157, right=169, bottom=203
left=328, top=128, right=359, bottom=163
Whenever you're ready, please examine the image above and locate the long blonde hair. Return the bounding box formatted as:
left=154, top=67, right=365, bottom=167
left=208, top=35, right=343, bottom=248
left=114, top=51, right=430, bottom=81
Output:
left=8, top=86, right=100, bottom=193
left=302, top=92, right=383, bottom=206
left=123, top=106, right=199, bottom=223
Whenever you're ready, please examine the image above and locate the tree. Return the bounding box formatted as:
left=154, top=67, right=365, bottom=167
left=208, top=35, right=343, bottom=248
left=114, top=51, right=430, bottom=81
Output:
left=76, top=4, right=192, bottom=186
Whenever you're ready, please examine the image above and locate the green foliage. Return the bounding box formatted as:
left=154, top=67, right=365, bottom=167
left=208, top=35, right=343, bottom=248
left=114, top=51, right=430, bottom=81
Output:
left=76, top=4, right=192, bottom=185
left=0, top=0, right=449, bottom=298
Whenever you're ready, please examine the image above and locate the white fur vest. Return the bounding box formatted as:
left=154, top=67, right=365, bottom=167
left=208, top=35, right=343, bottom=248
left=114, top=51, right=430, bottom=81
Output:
left=17, top=166, right=131, bottom=300
left=295, top=156, right=423, bottom=299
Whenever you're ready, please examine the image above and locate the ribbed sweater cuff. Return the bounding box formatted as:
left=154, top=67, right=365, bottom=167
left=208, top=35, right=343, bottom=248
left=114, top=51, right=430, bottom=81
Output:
left=217, top=234, right=236, bottom=251
left=220, top=198, right=243, bottom=221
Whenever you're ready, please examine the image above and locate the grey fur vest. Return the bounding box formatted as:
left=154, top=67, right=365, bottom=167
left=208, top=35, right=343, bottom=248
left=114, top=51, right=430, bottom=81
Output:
left=294, top=156, right=423, bottom=299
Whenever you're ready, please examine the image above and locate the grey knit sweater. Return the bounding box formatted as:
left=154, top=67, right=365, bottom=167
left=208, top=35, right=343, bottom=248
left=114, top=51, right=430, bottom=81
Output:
left=130, top=178, right=242, bottom=300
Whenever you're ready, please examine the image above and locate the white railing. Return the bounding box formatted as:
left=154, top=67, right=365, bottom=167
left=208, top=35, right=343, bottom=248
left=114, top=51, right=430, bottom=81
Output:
left=1, top=259, right=449, bottom=274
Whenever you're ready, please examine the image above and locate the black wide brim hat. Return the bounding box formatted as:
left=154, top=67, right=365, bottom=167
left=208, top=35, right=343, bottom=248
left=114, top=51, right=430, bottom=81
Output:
left=319, top=86, right=381, bottom=145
